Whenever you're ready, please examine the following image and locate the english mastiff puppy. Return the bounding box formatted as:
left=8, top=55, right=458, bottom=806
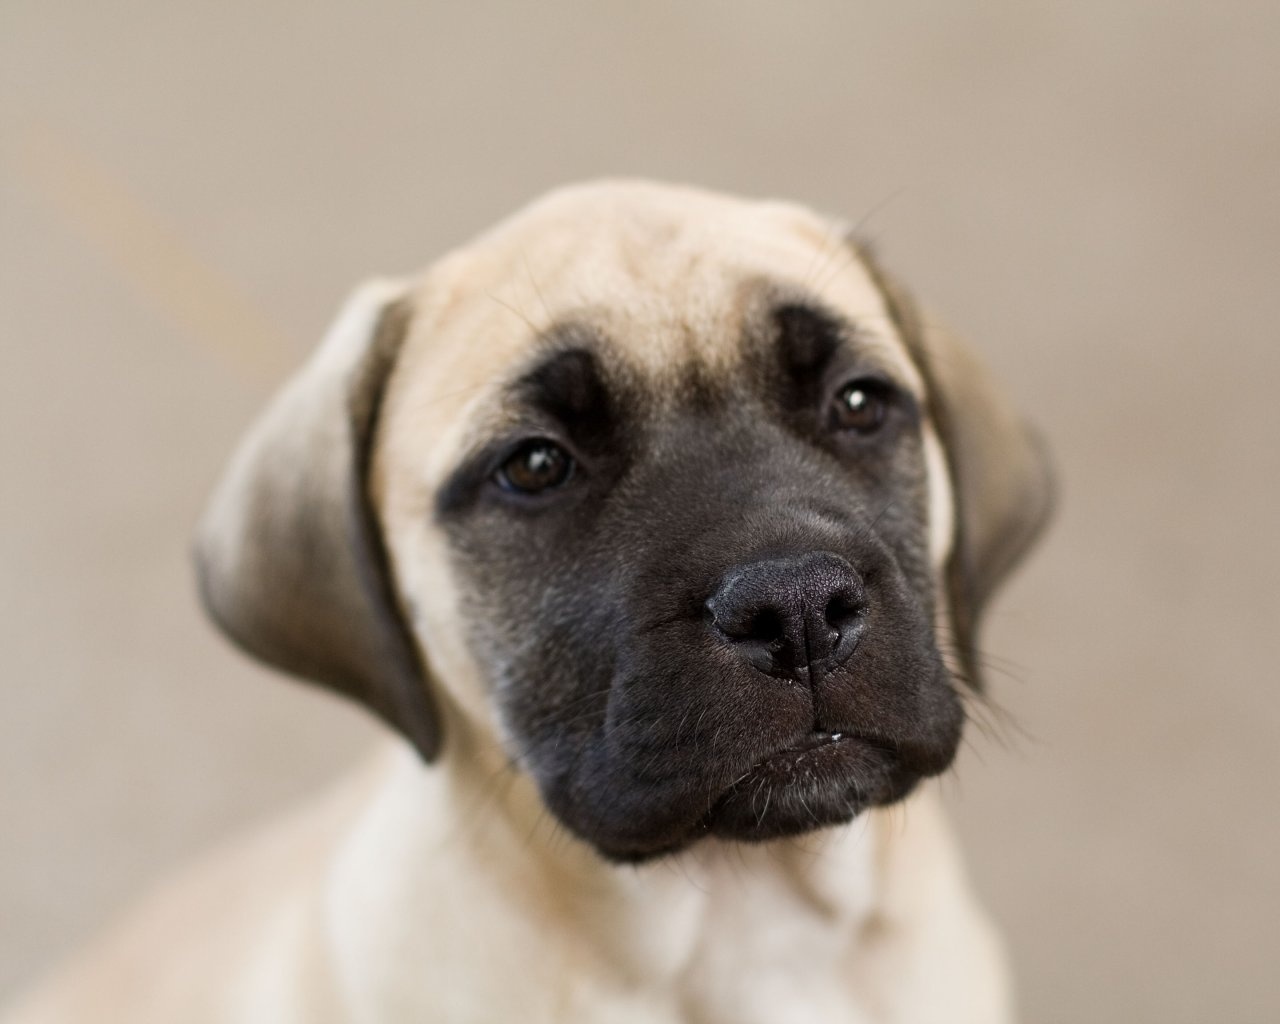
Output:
left=7, top=181, right=1051, bottom=1024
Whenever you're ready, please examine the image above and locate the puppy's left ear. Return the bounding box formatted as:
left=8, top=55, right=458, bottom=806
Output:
left=857, top=245, right=1055, bottom=690
left=195, top=279, right=440, bottom=761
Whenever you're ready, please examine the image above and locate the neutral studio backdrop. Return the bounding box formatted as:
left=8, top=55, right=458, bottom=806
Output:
left=2, top=3, right=1277, bottom=1021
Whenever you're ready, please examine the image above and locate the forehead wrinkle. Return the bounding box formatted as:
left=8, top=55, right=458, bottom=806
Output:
left=526, top=309, right=734, bottom=419
left=738, top=277, right=926, bottom=400
left=450, top=318, right=637, bottom=439
left=513, top=321, right=609, bottom=394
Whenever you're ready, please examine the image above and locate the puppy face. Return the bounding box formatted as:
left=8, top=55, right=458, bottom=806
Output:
left=198, top=182, right=1051, bottom=863
left=375, top=185, right=960, bottom=860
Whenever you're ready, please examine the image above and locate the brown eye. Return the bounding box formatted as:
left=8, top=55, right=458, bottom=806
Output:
left=832, top=379, right=891, bottom=433
left=496, top=440, right=574, bottom=494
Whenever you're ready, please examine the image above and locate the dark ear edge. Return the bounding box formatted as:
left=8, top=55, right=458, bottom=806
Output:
left=342, top=295, right=441, bottom=759
left=195, top=280, right=440, bottom=760
left=855, top=241, right=1056, bottom=689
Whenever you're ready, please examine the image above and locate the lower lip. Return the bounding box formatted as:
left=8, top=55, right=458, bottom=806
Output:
left=739, top=730, right=903, bottom=787
left=783, top=730, right=847, bottom=754
left=702, top=733, right=899, bottom=840
left=743, top=731, right=876, bottom=779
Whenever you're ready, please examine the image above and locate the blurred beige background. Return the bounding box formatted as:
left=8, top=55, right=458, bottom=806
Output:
left=2, top=2, right=1277, bottom=1020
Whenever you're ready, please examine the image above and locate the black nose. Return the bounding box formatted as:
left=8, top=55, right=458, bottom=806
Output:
left=706, top=552, right=867, bottom=681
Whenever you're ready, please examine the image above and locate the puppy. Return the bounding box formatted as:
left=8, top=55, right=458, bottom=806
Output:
left=5, top=181, right=1051, bottom=1024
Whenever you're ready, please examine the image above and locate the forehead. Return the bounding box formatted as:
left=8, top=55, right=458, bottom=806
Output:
left=385, top=182, right=920, bottom=480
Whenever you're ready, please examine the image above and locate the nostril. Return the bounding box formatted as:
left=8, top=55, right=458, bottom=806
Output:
left=824, top=591, right=863, bottom=632
left=822, top=587, right=867, bottom=669
left=739, top=608, right=784, bottom=646
left=709, top=602, right=785, bottom=646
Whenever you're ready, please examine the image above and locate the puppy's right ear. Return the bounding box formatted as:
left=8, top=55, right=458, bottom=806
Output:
left=195, top=280, right=440, bottom=761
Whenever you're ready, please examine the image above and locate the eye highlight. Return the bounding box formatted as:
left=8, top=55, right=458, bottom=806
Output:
left=495, top=439, right=575, bottom=495
left=831, top=379, right=893, bottom=434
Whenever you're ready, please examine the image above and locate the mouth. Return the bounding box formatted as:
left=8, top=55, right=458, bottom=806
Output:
left=701, top=730, right=904, bottom=841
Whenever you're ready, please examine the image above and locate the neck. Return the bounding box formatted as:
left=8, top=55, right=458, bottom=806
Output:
left=322, top=734, right=977, bottom=1022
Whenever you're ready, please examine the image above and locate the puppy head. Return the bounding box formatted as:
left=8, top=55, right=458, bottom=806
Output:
left=197, top=181, right=1051, bottom=861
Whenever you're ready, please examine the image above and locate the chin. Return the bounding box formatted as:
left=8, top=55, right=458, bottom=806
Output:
left=567, top=725, right=955, bottom=863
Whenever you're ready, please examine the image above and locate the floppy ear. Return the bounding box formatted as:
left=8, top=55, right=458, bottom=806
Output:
left=195, top=279, right=440, bottom=760
left=857, top=245, right=1055, bottom=689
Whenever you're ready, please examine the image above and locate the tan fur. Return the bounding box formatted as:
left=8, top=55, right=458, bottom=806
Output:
left=5, top=181, right=1026, bottom=1023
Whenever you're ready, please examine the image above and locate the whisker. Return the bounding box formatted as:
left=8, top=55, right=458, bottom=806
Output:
left=484, top=289, right=539, bottom=332
left=520, top=249, right=554, bottom=328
